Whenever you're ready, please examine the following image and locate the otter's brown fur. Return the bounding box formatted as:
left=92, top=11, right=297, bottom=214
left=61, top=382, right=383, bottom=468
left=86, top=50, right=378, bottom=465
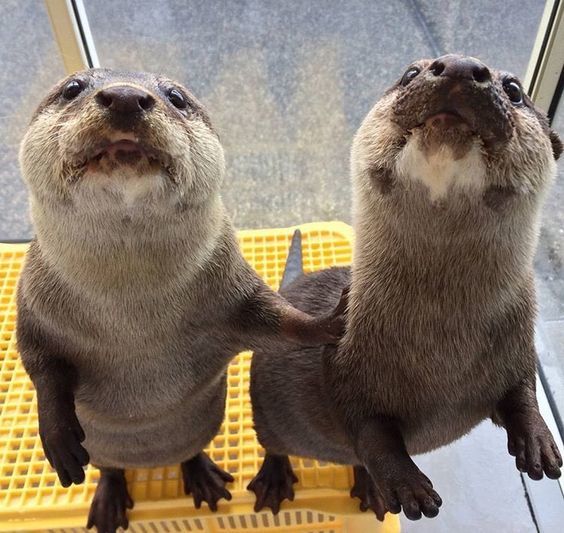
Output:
left=249, top=55, right=562, bottom=521
left=16, top=68, right=341, bottom=531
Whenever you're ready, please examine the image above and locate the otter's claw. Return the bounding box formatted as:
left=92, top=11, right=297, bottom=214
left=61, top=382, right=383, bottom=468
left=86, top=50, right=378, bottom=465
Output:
left=351, top=465, right=388, bottom=521
left=86, top=469, right=133, bottom=533
left=181, top=452, right=234, bottom=511
left=247, top=454, right=298, bottom=514
left=38, top=403, right=89, bottom=487
left=370, top=461, right=442, bottom=521
left=507, top=414, right=562, bottom=480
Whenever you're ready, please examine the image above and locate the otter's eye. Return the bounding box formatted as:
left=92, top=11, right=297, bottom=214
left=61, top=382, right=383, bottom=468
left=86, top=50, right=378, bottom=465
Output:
left=62, top=80, right=84, bottom=100
left=503, top=80, right=523, bottom=104
left=401, top=67, right=421, bottom=87
left=168, top=88, right=187, bottom=109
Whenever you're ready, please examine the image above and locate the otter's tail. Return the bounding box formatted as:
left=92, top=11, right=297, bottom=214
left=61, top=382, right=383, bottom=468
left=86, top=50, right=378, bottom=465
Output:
left=280, top=229, right=304, bottom=290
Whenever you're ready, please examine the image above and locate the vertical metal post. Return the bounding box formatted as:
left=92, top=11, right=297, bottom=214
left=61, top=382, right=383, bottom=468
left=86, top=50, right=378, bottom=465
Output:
left=524, top=0, right=563, bottom=121
left=44, top=0, right=100, bottom=73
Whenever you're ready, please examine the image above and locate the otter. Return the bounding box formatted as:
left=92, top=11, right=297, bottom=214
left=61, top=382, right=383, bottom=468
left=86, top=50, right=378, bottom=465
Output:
left=16, top=69, right=342, bottom=532
left=248, top=55, right=563, bottom=522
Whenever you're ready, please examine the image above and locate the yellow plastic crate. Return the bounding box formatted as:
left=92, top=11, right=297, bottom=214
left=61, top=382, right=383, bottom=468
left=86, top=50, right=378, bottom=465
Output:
left=0, top=222, right=400, bottom=533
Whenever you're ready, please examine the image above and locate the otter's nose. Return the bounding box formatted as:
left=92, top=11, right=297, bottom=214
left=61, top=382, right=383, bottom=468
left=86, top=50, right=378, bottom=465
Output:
left=95, top=86, right=155, bottom=114
left=429, top=55, right=491, bottom=83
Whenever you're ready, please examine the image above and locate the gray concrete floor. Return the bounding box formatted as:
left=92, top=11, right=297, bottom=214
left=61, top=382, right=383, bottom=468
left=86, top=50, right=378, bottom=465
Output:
left=1, top=1, right=563, bottom=531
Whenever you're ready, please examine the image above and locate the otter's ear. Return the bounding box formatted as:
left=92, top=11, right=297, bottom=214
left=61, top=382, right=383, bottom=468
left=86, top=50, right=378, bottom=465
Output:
left=549, top=129, right=563, bottom=160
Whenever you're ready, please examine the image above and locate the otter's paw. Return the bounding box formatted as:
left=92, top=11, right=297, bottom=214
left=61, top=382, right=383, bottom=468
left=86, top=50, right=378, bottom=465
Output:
left=312, top=286, right=349, bottom=343
left=350, top=466, right=388, bottom=521
left=507, top=414, right=562, bottom=480
left=86, top=470, right=133, bottom=532
left=247, top=454, right=298, bottom=515
left=371, top=461, right=442, bottom=521
left=38, top=406, right=89, bottom=487
left=181, top=452, right=234, bottom=511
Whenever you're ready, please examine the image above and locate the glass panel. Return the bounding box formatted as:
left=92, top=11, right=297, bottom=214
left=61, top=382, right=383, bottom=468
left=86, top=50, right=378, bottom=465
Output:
left=5, top=0, right=559, bottom=529
left=84, top=0, right=545, bottom=229
left=536, top=94, right=564, bottom=416
left=0, top=0, right=66, bottom=239
left=539, top=97, right=564, bottom=318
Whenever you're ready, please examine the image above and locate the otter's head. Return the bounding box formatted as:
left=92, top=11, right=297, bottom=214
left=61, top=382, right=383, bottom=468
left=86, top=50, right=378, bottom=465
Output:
left=353, top=54, right=562, bottom=202
left=20, top=69, right=223, bottom=213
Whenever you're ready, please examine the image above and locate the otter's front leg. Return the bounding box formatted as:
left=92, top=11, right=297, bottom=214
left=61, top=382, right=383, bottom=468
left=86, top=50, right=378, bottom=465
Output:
left=277, top=286, right=347, bottom=345
left=495, top=379, right=562, bottom=480
left=236, top=283, right=347, bottom=348
left=355, top=418, right=442, bottom=520
left=33, top=368, right=90, bottom=487
left=17, top=300, right=90, bottom=486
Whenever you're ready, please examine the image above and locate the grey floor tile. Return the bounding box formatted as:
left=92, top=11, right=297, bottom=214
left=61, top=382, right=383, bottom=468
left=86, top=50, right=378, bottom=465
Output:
left=403, top=421, right=539, bottom=532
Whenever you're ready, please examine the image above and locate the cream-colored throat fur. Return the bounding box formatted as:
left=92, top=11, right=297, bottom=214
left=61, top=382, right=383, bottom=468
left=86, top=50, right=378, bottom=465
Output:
left=396, top=135, right=486, bottom=200
left=74, top=168, right=170, bottom=211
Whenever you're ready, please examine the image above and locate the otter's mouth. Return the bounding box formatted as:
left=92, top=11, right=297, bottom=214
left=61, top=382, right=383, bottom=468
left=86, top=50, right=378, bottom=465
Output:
left=422, top=110, right=471, bottom=131
left=399, top=106, right=480, bottom=144
left=88, top=133, right=166, bottom=168
left=94, top=139, right=144, bottom=160
left=67, top=132, right=175, bottom=183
